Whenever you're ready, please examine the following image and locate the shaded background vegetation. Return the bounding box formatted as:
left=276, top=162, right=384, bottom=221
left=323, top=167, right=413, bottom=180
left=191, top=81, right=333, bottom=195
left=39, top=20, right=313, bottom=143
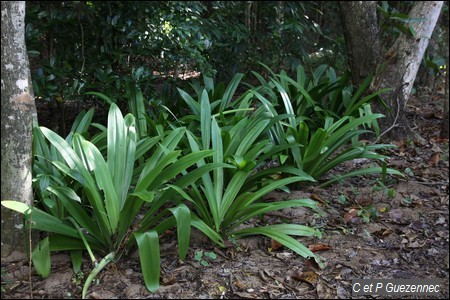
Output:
left=1, top=2, right=448, bottom=296
left=24, top=1, right=448, bottom=136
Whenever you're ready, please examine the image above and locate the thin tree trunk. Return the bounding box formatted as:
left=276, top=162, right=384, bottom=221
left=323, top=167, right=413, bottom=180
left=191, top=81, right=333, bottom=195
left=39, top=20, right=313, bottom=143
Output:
left=1, top=1, right=37, bottom=256
left=276, top=1, right=285, bottom=69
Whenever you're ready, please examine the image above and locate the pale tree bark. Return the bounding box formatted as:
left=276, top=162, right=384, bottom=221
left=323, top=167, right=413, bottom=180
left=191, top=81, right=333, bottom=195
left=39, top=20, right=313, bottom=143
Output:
left=276, top=1, right=285, bottom=69
left=341, top=1, right=444, bottom=141
left=245, top=1, right=257, bottom=39
left=339, top=1, right=380, bottom=87
left=373, top=1, right=444, bottom=140
left=1, top=1, right=37, bottom=257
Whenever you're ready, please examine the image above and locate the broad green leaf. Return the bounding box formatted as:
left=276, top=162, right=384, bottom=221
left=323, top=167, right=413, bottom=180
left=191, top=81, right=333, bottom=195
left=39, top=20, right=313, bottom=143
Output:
left=84, top=91, right=114, bottom=105
left=107, top=103, right=136, bottom=209
left=302, top=128, right=327, bottom=163
left=211, top=118, right=223, bottom=215
left=230, top=199, right=319, bottom=229
left=262, top=223, right=322, bottom=238
left=220, top=73, right=244, bottom=111
left=135, top=231, right=160, bottom=293
left=47, top=186, right=104, bottom=245
left=178, top=88, right=200, bottom=115
left=152, top=150, right=215, bottom=189
left=130, top=191, right=155, bottom=203
left=1, top=200, right=32, bottom=214
left=191, top=215, right=224, bottom=247
left=70, top=250, right=83, bottom=274
left=42, top=129, right=111, bottom=237
left=271, top=80, right=296, bottom=128
left=1, top=201, right=81, bottom=238
left=219, top=171, right=248, bottom=225
left=49, top=235, right=98, bottom=252
left=233, top=227, right=325, bottom=268
left=169, top=204, right=191, bottom=260
left=200, top=89, right=211, bottom=150
left=83, top=140, right=120, bottom=234
left=32, top=237, right=51, bottom=278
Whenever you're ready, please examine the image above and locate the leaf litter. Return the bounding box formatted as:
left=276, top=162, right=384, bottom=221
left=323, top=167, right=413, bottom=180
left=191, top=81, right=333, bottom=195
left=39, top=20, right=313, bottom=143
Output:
left=1, top=92, right=448, bottom=299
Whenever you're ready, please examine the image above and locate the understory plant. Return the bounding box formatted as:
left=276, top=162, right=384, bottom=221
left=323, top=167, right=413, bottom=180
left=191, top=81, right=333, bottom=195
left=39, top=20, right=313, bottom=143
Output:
left=2, top=103, right=218, bottom=298
left=251, top=64, right=403, bottom=187
left=252, top=63, right=391, bottom=130
left=177, top=73, right=255, bottom=130
left=170, top=90, right=325, bottom=267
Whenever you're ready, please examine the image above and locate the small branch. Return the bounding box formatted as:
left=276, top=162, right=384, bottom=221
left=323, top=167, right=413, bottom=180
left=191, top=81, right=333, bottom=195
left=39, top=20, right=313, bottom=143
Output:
left=28, top=216, right=33, bottom=299
left=78, top=6, right=85, bottom=77
left=374, top=82, right=409, bottom=144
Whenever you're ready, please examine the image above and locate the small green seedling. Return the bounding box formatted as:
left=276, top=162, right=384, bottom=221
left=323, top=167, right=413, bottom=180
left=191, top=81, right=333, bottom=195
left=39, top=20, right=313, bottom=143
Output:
left=194, top=250, right=217, bottom=266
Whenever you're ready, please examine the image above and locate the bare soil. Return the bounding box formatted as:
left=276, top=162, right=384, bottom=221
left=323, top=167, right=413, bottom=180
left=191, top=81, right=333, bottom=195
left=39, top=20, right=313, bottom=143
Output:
left=1, top=89, right=448, bottom=299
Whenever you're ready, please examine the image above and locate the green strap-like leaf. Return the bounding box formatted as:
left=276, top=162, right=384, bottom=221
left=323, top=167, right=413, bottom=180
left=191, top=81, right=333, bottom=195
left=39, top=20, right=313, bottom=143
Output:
left=135, top=231, right=160, bottom=293
left=178, top=87, right=200, bottom=115
left=82, top=252, right=115, bottom=299
left=32, top=237, right=51, bottom=278
left=169, top=204, right=191, bottom=260
left=83, top=140, right=120, bottom=234
left=200, top=89, right=211, bottom=150
left=220, top=73, right=244, bottom=111
left=233, top=227, right=325, bottom=268
left=1, top=201, right=81, bottom=238
left=47, top=186, right=105, bottom=245
left=191, top=214, right=225, bottom=247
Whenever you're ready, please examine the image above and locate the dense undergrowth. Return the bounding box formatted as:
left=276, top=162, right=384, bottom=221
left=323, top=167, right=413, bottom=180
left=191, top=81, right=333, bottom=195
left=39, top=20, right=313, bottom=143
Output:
left=2, top=64, right=404, bottom=298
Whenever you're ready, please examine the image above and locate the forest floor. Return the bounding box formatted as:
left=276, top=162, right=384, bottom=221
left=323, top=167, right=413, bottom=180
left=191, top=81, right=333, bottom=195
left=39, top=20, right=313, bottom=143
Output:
left=1, top=85, right=449, bottom=299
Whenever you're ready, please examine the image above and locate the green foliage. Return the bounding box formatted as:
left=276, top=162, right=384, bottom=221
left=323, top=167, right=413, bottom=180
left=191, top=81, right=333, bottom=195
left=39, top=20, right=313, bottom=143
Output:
left=11, top=1, right=418, bottom=295
left=14, top=59, right=407, bottom=294
left=251, top=64, right=401, bottom=187
left=357, top=204, right=379, bottom=223
left=194, top=250, right=217, bottom=267
left=177, top=73, right=250, bottom=132
left=203, top=2, right=326, bottom=80
left=170, top=90, right=324, bottom=267
left=253, top=63, right=390, bottom=130
left=25, top=1, right=332, bottom=111
left=377, top=1, right=424, bottom=48
left=3, top=103, right=216, bottom=297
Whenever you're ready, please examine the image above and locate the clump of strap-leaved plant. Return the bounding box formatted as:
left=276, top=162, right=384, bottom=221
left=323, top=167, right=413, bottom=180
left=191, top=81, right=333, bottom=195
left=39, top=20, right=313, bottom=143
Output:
left=250, top=63, right=403, bottom=187
left=174, top=78, right=325, bottom=267
left=2, top=64, right=404, bottom=298
left=2, top=101, right=225, bottom=298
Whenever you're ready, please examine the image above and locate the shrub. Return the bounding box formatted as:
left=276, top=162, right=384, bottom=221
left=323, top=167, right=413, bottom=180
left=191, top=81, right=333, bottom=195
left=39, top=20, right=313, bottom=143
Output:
left=251, top=64, right=402, bottom=187
left=170, top=90, right=325, bottom=267
left=3, top=103, right=217, bottom=297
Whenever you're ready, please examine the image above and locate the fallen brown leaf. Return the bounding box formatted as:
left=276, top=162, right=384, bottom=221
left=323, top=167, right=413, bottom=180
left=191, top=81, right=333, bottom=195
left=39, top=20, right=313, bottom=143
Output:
left=343, top=208, right=359, bottom=222
left=308, top=243, right=332, bottom=252
left=233, top=279, right=246, bottom=289
left=269, top=239, right=283, bottom=252
left=428, top=153, right=440, bottom=166
left=292, top=270, right=319, bottom=285
left=162, top=274, right=177, bottom=285
left=310, top=193, right=327, bottom=205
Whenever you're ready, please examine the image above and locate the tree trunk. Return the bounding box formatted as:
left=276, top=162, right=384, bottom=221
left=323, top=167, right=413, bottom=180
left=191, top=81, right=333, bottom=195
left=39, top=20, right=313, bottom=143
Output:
left=341, top=1, right=444, bottom=141
left=1, top=1, right=37, bottom=257
left=373, top=1, right=444, bottom=140
left=339, top=1, right=380, bottom=87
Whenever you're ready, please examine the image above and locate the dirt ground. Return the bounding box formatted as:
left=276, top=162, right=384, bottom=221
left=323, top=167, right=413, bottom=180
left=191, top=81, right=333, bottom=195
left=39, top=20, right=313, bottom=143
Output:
left=1, top=88, right=449, bottom=299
